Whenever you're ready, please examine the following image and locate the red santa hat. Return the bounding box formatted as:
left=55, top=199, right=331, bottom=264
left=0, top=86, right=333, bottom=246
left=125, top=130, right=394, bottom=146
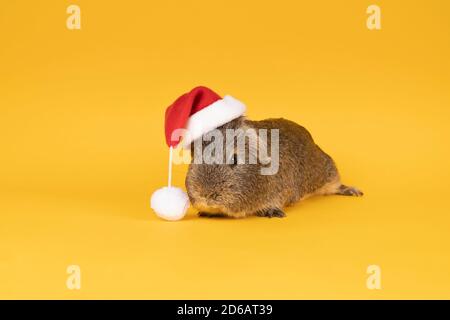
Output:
left=165, top=86, right=246, bottom=148
left=151, top=86, right=247, bottom=221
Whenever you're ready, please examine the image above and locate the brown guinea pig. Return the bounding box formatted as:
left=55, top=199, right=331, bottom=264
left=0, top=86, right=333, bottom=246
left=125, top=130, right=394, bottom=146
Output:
left=185, top=116, right=362, bottom=218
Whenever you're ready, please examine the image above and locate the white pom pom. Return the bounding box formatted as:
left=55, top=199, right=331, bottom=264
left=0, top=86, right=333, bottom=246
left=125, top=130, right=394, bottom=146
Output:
left=150, top=187, right=189, bottom=221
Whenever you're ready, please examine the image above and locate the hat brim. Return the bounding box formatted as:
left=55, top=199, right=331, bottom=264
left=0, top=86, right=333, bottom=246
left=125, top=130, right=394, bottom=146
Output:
left=181, top=95, right=246, bottom=148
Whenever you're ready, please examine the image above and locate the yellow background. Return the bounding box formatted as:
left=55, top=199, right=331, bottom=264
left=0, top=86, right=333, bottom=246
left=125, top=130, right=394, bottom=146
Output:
left=1, top=0, right=449, bottom=299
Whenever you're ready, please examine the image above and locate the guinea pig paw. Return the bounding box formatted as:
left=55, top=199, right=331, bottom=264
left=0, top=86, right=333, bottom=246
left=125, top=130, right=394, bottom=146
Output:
left=198, top=212, right=227, bottom=218
left=256, top=208, right=286, bottom=218
left=337, top=185, right=364, bottom=197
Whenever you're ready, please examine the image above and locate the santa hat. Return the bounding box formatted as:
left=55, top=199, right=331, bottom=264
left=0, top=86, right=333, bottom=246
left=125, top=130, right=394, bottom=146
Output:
left=150, top=86, right=246, bottom=221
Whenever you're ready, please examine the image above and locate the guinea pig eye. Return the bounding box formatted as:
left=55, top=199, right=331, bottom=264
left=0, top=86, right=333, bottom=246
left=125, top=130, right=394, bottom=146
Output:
left=229, top=154, right=238, bottom=168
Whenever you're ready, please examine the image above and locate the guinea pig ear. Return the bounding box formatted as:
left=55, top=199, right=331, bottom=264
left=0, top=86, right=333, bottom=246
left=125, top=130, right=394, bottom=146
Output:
left=235, top=127, right=271, bottom=165
left=223, top=127, right=272, bottom=165
left=244, top=128, right=273, bottom=165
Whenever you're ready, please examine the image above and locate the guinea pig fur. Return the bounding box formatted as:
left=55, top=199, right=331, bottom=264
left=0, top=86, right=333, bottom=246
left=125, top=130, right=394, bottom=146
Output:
left=185, top=116, right=363, bottom=218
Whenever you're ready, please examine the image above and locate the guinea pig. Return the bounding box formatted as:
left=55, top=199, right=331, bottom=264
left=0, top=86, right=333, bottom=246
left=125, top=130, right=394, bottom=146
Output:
left=185, top=116, right=362, bottom=218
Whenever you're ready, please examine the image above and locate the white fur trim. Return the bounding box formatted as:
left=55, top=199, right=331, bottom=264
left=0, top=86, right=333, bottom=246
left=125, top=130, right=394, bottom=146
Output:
left=151, top=187, right=189, bottom=221
left=182, top=95, right=246, bottom=148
